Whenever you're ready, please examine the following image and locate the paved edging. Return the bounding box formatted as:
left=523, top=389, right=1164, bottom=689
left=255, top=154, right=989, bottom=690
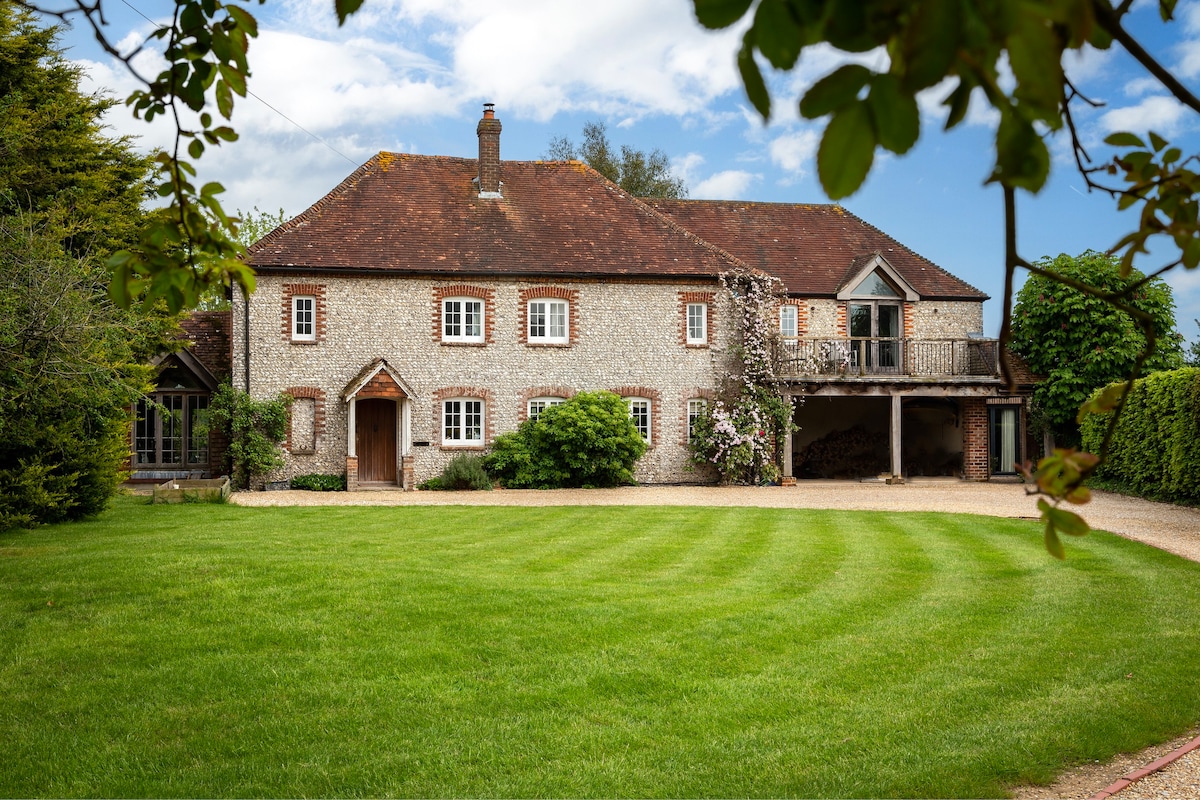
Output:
left=1089, top=734, right=1200, bottom=799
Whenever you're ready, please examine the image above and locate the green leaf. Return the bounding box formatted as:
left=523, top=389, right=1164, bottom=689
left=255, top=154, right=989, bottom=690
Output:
left=899, top=0, right=961, bottom=91
left=1104, top=131, right=1146, bottom=148
left=188, top=138, right=205, bottom=159
left=800, top=64, right=871, bottom=119
left=1076, top=383, right=1125, bottom=422
left=1043, top=520, right=1066, bottom=559
left=1183, top=236, right=1200, bottom=269
left=335, top=0, right=367, bottom=25
left=818, top=101, right=875, bottom=199
left=1008, top=6, right=1064, bottom=122
left=754, top=0, right=803, bottom=69
left=1041, top=501, right=1091, bottom=537
left=867, top=74, right=919, bottom=155
left=1149, top=131, right=1168, bottom=152
left=990, top=111, right=1050, bottom=193
left=224, top=4, right=259, bottom=37
left=738, top=34, right=771, bottom=119
left=218, top=63, right=247, bottom=97
left=942, top=79, right=972, bottom=130
left=215, top=79, right=233, bottom=119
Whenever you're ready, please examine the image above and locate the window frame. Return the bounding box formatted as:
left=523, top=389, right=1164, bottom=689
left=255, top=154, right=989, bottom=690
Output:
left=780, top=304, right=798, bottom=338
left=442, top=398, right=485, bottom=446
left=292, top=294, right=315, bottom=342
left=134, top=392, right=209, bottom=468
left=527, top=396, right=565, bottom=422
left=626, top=397, right=651, bottom=443
left=527, top=299, right=569, bottom=344
left=442, top=297, right=485, bottom=343
left=686, top=302, right=708, bottom=345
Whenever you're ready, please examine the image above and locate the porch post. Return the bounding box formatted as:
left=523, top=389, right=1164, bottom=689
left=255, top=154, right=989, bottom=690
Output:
left=890, top=393, right=903, bottom=479
left=347, top=398, right=357, bottom=457
left=782, top=391, right=795, bottom=485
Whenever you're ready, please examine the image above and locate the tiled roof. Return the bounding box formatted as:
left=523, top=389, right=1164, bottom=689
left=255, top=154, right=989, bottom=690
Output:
left=646, top=199, right=988, bottom=300
left=179, top=310, right=231, bottom=381
left=247, top=154, right=743, bottom=280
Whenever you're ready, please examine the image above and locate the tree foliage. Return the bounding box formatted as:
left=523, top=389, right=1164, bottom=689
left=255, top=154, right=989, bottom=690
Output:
left=484, top=391, right=647, bottom=488
left=0, top=9, right=176, bottom=530
left=692, top=0, right=1200, bottom=551
left=1011, top=251, right=1183, bottom=444
left=546, top=121, right=688, bottom=198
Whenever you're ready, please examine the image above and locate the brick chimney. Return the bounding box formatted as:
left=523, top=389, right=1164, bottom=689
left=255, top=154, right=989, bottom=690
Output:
left=476, top=103, right=502, bottom=198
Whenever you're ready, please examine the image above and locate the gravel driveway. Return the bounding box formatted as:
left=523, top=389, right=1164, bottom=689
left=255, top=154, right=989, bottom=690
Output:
left=231, top=479, right=1200, bottom=799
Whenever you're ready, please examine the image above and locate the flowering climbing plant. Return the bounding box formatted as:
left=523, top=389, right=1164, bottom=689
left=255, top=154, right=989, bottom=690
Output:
left=690, top=270, right=797, bottom=484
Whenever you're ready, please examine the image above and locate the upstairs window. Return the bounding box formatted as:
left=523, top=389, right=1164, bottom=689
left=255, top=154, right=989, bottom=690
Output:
left=780, top=304, right=798, bottom=338
left=443, top=298, right=484, bottom=343
left=292, top=295, right=315, bottom=341
left=686, top=303, right=708, bottom=345
left=528, top=299, right=568, bottom=344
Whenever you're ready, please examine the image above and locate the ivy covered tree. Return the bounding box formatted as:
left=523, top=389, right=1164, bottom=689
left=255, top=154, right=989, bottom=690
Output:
left=1011, top=251, right=1183, bottom=447
left=545, top=122, right=688, bottom=199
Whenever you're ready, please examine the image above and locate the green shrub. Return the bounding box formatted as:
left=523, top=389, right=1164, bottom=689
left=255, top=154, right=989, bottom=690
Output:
left=290, top=473, right=346, bottom=492
left=417, top=477, right=445, bottom=491
left=1080, top=368, right=1200, bottom=504
left=484, top=391, right=646, bottom=488
left=439, top=454, right=492, bottom=491
left=207, top=385, right=291, bottom=489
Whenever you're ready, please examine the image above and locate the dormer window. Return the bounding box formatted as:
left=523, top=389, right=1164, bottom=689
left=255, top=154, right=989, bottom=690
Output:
left=851, top=270, right=902, bottom=297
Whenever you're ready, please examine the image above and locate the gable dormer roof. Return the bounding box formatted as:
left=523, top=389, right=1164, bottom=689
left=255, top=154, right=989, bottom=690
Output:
left=836, top=252, right=919, bottom=301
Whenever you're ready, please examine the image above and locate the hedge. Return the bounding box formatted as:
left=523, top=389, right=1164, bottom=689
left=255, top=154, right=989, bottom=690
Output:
left=1080, top=368, right=1200, bottom=504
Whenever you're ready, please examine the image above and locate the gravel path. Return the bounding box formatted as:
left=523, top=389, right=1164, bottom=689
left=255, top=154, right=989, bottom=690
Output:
left=231, top=479, right=1200, bottom=799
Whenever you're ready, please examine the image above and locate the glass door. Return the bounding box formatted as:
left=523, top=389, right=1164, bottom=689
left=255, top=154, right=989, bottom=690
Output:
left=989, top=406, right=1020, bottom=474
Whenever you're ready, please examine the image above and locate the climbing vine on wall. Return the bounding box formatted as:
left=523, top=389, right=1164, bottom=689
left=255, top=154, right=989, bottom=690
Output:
left=690, top=270, right=797, bottom=484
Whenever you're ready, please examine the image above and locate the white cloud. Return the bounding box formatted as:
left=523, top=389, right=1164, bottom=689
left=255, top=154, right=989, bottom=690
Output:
left=1099, top=95, right=1190, bottom=137
left=767, top=129, right=820, bottom=179
left=692, top=170, right=757, bottom=199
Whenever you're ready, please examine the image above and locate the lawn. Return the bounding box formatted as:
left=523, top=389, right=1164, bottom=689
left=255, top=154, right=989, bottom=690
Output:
left=2, top=498, right=1200, bottom=798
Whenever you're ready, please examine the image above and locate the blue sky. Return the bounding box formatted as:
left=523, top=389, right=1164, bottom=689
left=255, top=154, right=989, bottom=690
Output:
left=58, top=0, right=1200, bottom=341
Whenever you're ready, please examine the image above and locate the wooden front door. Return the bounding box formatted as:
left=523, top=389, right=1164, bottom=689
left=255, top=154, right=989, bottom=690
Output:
left=356, top=398, right=397, bottom=483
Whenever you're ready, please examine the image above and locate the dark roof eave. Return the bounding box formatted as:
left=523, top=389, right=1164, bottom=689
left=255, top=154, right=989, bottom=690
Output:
left=249, top=264, right=725, bottom=282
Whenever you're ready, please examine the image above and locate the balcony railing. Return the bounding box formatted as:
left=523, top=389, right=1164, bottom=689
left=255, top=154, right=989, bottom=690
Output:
left=775, top=337, right=1000, bottom=378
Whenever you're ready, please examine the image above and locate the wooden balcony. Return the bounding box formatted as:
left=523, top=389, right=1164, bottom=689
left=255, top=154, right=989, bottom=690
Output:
left=775, top=337, right=1001, bottom=380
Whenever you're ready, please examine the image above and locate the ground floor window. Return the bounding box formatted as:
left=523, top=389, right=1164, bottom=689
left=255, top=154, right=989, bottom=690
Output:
left=443, top=399, right=484, bottom=444
left=135, top=393, right=209, bottom=467
left=687, top=398, right=707, bottom=443
left=989, top=405, right=1020, bottom=475
left=528, top=396, right=564, bottom=422
left=627, top=398, right=651, bottom=443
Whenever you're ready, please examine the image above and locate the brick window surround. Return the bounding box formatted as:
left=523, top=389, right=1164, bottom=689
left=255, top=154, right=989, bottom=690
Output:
left=432, top=285, right=496, bottom=345
left=678, top=292, right=715, bottom=347
left=610, top=385, right=661, bottom=449
left=281, top=283, right=327, bottom=344
left=519, top=286, right=579, bottom=346
left=518, top=386, right=576, bottom=423
left=432, top=386, right=495, bottom=449
left=679, top=388, right=717, bottom=446
left=284, top=386, right=325, bottom=454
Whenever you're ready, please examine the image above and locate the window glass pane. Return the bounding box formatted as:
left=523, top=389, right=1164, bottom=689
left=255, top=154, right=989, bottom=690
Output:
left=849, top=304, right=872, bottom=338
left=687, top=303, right=706, bottom=342
left=465, top=301, right=482, bottom=338
left=549, top=302, right=566, bottom=339
left=991, top=407, right=1018, bottom=474
left=780, top=305, right=797, bottom=337
left=529, top=397, right=564, bottom=422
left=135, top=399, right=156, bottom=465
left=529, top=302, right=546, bottom=339
left=161, top=394, right=184, bottom=465
left=878, top=304, right=900, bottom=338
left=687, top=399, right=707, bottom=443
left=628, top=399, right=650, bottom=441
left=444, top=400, right=461, bottom=441
left=187, top=396, right=210, bottom=465
left=465, top=400, right=482, bottom=441
left=852, top=271, right=901, bottom=297
left=444, top=300, right=461, bottom=337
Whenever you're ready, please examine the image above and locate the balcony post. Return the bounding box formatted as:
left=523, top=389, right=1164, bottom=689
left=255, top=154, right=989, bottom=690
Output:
left=782, top=391, right=794, bottom=484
